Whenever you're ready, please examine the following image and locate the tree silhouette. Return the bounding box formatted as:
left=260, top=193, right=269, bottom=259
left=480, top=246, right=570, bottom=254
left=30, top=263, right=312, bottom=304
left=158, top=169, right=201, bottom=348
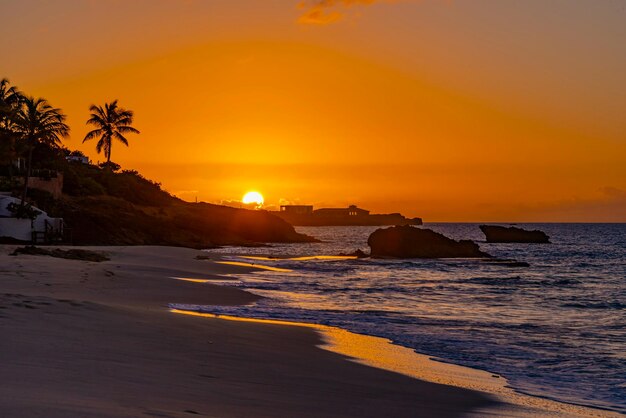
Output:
left=0, top=78, right=21, bottom=120
left=83, top=100, right=139, bottom=165
left=0, top=79, right=23, bottom=169
left=13, top=96, right=70, bottom=205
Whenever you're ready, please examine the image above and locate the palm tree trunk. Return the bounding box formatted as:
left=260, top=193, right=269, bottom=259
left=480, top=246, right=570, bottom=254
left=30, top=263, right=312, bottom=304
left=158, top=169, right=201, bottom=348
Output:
left=8, top=155, right=13, bottom=180
left=20, top=146, right=32, bottom=208
left=8, top=138, right=15, bottom=180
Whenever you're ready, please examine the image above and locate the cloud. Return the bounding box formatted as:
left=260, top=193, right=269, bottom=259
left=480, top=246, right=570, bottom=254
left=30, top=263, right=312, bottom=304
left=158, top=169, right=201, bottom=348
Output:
left=298, top=0, right=392, bottom=25
left=279, top=197, right=303, bottom=206
left=600, top=186, right=626, bottom=199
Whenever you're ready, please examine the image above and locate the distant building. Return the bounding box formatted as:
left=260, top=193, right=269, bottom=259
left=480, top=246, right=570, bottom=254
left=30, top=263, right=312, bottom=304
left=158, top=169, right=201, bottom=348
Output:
left=66, top=155, right=89, bottom=164
left=280, top=205, right=314, bottom=215
left=28, top=172, right=64, bottom=199
left=274, top=204, right=420, bottom=226
left=0, top=170, right=64, bottom=199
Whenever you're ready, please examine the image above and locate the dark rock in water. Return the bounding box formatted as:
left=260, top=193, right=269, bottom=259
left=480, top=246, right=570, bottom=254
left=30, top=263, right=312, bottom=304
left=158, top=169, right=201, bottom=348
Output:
left=339, top=249, right=369, bottom=258
left=480, top=225, right=550, bottom=243
left=503, top=261, right=530, bottom=267
left=367, top=225, right=491, bottom=259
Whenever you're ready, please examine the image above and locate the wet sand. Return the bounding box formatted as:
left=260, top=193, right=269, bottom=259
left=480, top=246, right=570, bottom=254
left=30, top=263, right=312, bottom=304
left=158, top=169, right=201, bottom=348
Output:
left=0, top=245, right=614, bottom=417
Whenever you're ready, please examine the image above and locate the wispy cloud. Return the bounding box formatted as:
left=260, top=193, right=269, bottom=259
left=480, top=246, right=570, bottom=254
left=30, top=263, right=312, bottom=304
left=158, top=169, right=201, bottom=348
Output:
left=298, top=0, right=394, bottom=25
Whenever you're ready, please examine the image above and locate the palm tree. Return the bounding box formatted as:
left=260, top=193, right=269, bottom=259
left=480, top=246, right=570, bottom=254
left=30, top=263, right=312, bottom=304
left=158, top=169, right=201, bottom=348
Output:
left=83, top=100, right=139, bottom=165
left=0, top=78, right=21, bottom=119
left=13, top=96, right=70, bottom=205
left=0, top=79, right=23, bottom=169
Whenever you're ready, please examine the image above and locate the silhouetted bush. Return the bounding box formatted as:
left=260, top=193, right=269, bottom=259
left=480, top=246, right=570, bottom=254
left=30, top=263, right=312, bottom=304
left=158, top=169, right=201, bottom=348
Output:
left=62, top=165, right=106, bottom=196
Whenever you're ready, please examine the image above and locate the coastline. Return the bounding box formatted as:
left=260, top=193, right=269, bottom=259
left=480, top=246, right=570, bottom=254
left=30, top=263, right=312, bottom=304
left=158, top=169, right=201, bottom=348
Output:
left=170, top=311, right=621, bottom=418
left=0, top=245, right=618, bottom=417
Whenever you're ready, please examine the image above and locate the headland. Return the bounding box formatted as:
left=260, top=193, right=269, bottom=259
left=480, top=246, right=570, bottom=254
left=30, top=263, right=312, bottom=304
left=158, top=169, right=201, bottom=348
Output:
left=274, top=204, right=422, bottom=226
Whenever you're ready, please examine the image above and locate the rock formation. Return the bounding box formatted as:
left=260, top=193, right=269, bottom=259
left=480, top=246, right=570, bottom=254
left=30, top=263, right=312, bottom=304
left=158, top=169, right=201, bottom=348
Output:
left=367, top=225, right=490, bottom=259
left=339, top=249, right=369, bottom=258
left=479, top=225, right=550, bottom=243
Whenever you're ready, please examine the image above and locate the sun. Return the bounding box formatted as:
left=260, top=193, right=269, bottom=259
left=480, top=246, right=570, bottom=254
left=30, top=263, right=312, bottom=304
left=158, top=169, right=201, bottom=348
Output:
left=242, top=191, right=264, bottom=207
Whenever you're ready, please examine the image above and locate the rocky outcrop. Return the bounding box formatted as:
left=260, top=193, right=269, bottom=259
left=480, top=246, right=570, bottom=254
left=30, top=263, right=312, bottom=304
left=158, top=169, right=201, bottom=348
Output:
left=57, top=196, right=318, bottom=248
left=479, top=225, right=550, bottom=243
left=367, top=225, right=490, bottom=259
left=338, top=249, right=369, bottom=258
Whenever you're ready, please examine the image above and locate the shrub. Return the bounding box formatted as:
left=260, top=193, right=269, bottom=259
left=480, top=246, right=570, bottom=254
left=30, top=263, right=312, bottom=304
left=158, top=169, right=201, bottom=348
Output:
left=7, top=201, right=41, bottom=219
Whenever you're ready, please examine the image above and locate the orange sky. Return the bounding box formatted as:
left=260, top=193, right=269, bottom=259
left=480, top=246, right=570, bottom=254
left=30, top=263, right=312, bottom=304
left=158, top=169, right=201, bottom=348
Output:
left=2, top=0, right=625, bottom=221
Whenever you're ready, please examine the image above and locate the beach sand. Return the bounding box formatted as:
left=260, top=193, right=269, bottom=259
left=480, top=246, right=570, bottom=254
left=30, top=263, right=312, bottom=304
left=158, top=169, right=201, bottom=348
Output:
left=0, top=246, right=616, bottom=417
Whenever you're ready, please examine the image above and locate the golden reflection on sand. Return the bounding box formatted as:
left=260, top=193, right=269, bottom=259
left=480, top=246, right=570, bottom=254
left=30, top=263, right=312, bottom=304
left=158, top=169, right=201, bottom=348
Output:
left=171, top=309, right=618, bottom=418
left=215, top=261, right=293, bottom=272
left=171, top=277, right=241, bottom=285
left=172, top=277, right=211, bottom=283
left=241, top=255, right=358, bottom=261
left=170, top=309, right=501, bottom=391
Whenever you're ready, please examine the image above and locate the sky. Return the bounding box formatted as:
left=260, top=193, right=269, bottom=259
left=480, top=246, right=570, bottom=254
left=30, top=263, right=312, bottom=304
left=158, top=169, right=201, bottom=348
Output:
left=2, top=0, right=625, bottom=221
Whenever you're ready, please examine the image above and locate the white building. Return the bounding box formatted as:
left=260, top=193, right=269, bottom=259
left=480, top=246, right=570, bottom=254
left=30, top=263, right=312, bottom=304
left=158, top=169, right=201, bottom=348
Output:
left=66, top=155, right=89, bottom=164
left=0, top=195, right=64, bottom=243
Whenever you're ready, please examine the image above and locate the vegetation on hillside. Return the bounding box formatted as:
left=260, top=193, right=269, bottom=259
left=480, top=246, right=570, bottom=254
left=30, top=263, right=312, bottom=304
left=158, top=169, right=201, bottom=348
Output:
left=14, top=96, right=70, bottom=206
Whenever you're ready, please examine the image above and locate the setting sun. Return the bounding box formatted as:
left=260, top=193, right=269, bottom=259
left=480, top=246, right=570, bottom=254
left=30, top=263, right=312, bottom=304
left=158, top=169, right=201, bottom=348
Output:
left=242, top=191, right=264, bottom=207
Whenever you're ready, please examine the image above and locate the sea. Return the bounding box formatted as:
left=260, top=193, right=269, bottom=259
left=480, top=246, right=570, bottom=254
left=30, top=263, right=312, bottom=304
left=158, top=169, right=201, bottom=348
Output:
left=190, top=224, right=626, bottom=414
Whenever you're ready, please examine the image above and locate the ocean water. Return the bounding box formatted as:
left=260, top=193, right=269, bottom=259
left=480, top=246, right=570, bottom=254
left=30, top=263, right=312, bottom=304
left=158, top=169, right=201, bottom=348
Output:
left=195, top=224, right=626, bottom=414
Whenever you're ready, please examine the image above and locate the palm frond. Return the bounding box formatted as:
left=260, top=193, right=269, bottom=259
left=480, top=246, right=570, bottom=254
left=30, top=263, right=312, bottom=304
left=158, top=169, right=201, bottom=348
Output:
left=96, top=136, right=107, bottom=154
left=116, top=125, right=140, bottom=134
left=12, top=96, right=69, bottom=148
left=83, top=128, right=103, bottom=142
left=113, top=131, right=129, bottom=146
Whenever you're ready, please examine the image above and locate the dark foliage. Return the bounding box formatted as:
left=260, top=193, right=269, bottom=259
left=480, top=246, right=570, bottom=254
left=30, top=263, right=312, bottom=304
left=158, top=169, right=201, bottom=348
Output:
left=7, top=201, right=41, bottom=219
left=60, top=156, right=172, bottom=206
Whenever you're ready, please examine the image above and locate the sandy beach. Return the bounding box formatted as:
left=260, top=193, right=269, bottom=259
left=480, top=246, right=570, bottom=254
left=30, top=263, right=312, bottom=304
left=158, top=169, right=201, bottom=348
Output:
left=0, top=245, right=618, bottom=417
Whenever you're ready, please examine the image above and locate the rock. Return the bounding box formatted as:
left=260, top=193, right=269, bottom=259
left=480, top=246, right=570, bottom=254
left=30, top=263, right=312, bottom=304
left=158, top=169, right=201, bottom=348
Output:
left=367, top=225, right=491, bottom=259
left=11, top=246, right=110, bottom=262
left=480, top=225, right=550, bottom=243
left=339, top=249, right=369, bottom=258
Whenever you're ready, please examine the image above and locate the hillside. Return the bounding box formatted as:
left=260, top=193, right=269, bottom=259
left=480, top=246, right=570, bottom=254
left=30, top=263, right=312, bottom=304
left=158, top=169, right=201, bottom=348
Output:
left=13, top=146, right=316, bottom=248
left=57, top=196, right=315, bottom=248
